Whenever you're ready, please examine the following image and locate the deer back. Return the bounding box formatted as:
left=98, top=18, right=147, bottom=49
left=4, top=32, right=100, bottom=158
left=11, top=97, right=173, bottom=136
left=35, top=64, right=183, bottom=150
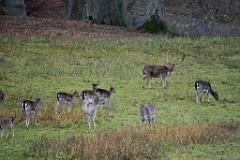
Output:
left=145, top=103, right=156, bottom=119
left=143, top=65, right=169, bottom=77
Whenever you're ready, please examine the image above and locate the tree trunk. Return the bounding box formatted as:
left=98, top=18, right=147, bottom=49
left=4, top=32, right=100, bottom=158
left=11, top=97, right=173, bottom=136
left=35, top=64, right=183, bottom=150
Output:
left=4, top=0, right=26, bottom=16
left=66, top=0, right=164, bottom=27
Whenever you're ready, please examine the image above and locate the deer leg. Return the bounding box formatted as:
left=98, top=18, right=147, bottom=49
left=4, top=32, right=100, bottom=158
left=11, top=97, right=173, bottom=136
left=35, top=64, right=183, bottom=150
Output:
left=62, top=103, right=65, bottom=114
left=27, top=116, right=30, bottom=128
left=93, top=114, right=97, bottom=129
left=12, top=126, right=14, bottom=138
left=87, top=115, right=91, bottom=130
left=207, top=93, right=210, bottom=103
left=142, top=75, right=147, bottom=88
left=6, top=128, right=9, bottom=139
left=148, top=119, right=152, bottom=129
left=26, top=115, right=29, bottom=129
left=0, top=128, right=3, bottom=138
left=55, top=101, right=59, bottom=114
left=34, top=113, right=38, bottom=126
left=201, top=93, right=204, bottom=102
left=147, top=77, right=152, bottom=88
left=68, top=103, right=72, bottom=113
left=161, top=76, right=167, bottom=88
left=196, top=92, right=199, bottom=104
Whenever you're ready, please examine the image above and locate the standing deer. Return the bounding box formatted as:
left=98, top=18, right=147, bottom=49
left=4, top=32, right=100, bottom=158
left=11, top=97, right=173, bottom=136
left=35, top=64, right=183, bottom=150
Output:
left=0, top=90, right=4, bottom=101
left=194, top=80, right=219, bottom=104
left=142, top=54, right=185, bottom=88
left=22, top=98, right=42, bottom=129
left=81, top=84, right=98, bottom=100
left=92, top=83, right=115, bottom=106
left=0, top=115, right=15, bottom=138
left=135, top=101, right=156, bottom=129
left=82, top=94, right=99, bottom=130
left=55, top=91, right=79, bottom=114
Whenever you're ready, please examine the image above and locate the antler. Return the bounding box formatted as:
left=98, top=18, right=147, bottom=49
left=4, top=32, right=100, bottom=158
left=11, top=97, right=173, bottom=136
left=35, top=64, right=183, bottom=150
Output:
left=175, top=54, right=185, bottom=65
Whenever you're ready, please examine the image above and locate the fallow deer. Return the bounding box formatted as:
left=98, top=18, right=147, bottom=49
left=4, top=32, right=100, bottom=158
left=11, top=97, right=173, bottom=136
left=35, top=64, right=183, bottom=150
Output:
left=142, top=54, right=185, bottom=88
left=0, top=115, right=15, bottom=138
left=22, top=98, right=42, bottom=129
left=194, top=80, right=219, bottom=104
left=82, top=94, right=99, bottom=130
left=0, top=90, right=4, bottom=101
left=92, top=83, right=115, bottom=106
left=135, top=101, right=156, bottom=129
left=55, top=91, right=79, bottom=114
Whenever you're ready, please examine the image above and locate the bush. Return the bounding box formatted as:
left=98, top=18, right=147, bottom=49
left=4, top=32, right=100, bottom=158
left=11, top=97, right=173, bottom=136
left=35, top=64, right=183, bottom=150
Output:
left=137, top=15, right=168, bottom=33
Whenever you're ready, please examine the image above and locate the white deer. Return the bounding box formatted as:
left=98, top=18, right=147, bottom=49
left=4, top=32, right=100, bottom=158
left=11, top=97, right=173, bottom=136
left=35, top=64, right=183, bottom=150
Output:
left=82, top=94, right=99, bottom=130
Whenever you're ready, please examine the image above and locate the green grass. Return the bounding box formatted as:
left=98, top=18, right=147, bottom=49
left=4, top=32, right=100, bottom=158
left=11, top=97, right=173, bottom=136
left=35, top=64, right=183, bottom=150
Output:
left=0, top=35, right=240, bottom=159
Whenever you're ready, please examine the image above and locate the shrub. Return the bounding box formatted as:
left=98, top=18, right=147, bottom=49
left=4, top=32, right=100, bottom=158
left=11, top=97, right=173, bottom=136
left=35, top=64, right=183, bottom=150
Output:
left=137, top=15, right=168, bottom=33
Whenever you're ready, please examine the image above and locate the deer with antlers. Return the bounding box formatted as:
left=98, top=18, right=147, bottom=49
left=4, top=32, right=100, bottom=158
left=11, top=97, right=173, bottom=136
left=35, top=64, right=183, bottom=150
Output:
left=142, top=54, right=185, bottom=88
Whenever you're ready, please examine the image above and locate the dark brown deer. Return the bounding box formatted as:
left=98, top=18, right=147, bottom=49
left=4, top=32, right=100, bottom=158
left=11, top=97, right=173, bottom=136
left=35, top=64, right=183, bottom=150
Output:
left=92, top=83, right=115, bottom=106
left=55, top=91, right=79, bottom=114
left=142, top=54, right=185, bottom=88
left=194, top=80, right=219, bottom=104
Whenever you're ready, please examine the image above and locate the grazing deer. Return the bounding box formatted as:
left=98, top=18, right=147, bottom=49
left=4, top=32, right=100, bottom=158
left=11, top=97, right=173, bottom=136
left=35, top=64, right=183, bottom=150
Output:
left=82, top=94, right=99, bottom=130
left=0, top=90, right=4, bottom=101
left=22, top=98, right=42, bottom=129
left=92, top=83, right=115, bottom=106
left=194, top=80, right=219, bottom=104
left=135, top=101, right=156, bottom=129
left=142, top=54, right=185, bottom=88
left=55, top=91, right=79, bottom=114
left=0, top=116, right=15, bottom=138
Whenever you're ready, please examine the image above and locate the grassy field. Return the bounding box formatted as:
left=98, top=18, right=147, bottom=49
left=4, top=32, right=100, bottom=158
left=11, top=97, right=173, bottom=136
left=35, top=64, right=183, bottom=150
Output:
left=0, top=35, right=240, bottom=159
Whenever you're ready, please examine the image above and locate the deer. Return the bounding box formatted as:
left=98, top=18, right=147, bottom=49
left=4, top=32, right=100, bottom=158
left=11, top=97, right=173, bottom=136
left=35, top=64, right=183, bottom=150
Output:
left=0, top=115, right=15, bottom=138
left=81, top=94, right=99, bottom=130
left=22, top=98, right=42, bottom=129
left=142, top=54, right=185, bottom=88
left=81, top=87, right=96, bottom=100
left=55, top=91, right=80, bottom=114
left=92, top=83, right=115, bottom=106
left=0, top=90, right=4, bottom=101
left=194, top=80, right=219, bottom=104
left=135, top=101, right=156, bottom=129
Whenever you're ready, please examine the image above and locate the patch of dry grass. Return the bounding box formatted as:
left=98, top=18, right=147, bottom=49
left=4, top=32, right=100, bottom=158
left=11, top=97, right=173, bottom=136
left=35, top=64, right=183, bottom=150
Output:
left=28, top=121, right=240, bottom=159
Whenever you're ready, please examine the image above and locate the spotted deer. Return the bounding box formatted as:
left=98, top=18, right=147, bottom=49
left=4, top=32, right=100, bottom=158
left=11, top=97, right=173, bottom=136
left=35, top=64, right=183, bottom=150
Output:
left=194, top=80, right=219, bottom=104
left=92, top=83, right=115, bottom=106
left=82, top=94, right=99, bottom=130
left=55, top=91, right=79, bottom=114
left=22, top=98, right=42, bottom=129
left=135, top=101, right=156, bottom=129
left=0, top=115, right=15, bottom=138
left=142, top=54, right=185, bottom=88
